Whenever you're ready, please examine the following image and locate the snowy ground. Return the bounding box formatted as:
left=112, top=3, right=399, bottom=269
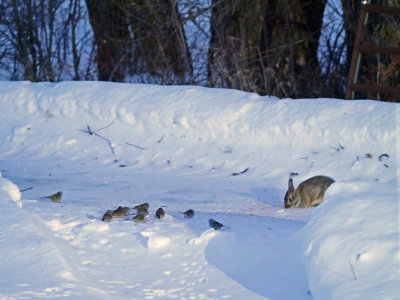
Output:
left=0, top=81, right=398, bottom=299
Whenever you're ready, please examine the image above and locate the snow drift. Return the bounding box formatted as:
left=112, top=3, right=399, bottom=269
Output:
left=0, top=81, right=398, bottom=299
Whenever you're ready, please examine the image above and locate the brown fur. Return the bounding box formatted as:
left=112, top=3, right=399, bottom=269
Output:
left=284, top=176, right=334, bottom=208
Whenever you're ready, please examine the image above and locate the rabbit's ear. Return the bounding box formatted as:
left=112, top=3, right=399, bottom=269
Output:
left=288, top=178, right=294, bottom=192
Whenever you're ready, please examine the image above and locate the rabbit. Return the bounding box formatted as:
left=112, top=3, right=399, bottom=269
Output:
left=284, top=175, right=334, bottom=208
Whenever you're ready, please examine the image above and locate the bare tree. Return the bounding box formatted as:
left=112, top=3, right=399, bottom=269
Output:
left=341, top=0, right=362, bottom=79
left=208, top=0, right=266, bottom=92
left=129, top=0, right=193, bottom=84
left=85, top=0, right=193, bottom=84
left=179, top=0, right=211, bottom=85
left=1, top=0, right=397, bottom=102
left=208, top=0, right=327, bottom=98
left=85, top=0, right=130, bottom=82
left=68, top=0, right=95, bottom=80
left=261, top=0, right=327, bottom=97
left=0, top=0, right=94, bottom=81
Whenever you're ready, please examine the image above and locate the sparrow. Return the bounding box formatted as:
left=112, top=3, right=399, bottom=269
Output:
left=112, top=206, right=130, bottom=218
left=133, top=213, right=146, bottom=223
left=155, top=207, right=165, bottom=219
left=46, top=191, right=62, bottom=203
left=102, top=210, right=113, bottom=222
left=134, top=203, right=149, bottom=210
left=208, top=218, right=225, bottom=230
left=183, top=209, right=194, bottom=218
left=136, top=207, right=149, bottom=217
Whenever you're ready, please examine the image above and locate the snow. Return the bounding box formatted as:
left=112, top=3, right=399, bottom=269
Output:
left=0, top=81, right=398, bottom=299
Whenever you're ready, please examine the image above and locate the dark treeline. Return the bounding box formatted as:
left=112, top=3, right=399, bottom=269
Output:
left=0, top=0, right=399, bottom=100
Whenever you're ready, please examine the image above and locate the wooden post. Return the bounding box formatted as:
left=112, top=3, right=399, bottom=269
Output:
left=345, top=5, right=400, bottom=100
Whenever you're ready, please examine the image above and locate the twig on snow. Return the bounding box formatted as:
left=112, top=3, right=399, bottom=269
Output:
left=157, top=135, right=164, bottom=144
left=20, top=186, right=33, bottom=192
left=232, top=167, right=249, bottom=176
left=77, top=125, right=93, bottom=135
left=330, top=143, right=345, bottom=152
left=125, top=142, right=146, bottom=150
left=379, top=153, right=389, bottom=161
left=348, top=260, right=357, bottom=281
left=96, top=121, right=115, bottom=132
left=78, top=124, right=116, bottom=155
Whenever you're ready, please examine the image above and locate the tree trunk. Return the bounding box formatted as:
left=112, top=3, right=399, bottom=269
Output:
left=260, top=0, right=327, bottom=97
left=208, top=0, right=266, bottom=92
left=129, top=0, right=193, bottom=84
left=341, top=0, right=362, bottom=78
left=86, top=0, right=192, bottom=84
left=208, top=0, right=327, bottom=98
left=85, top=0, right=130, bottom=82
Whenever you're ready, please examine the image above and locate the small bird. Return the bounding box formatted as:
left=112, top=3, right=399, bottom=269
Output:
left=111, top=206, right=130, bottom=218
left=102, top=210, right=113, bottom=222
left=46, top=191, right=62, bottom=203
left=155, top=207, right=165, bottom=219
left=136, top=207, right=149, bottom=217
left=208, top=218, right=225, bottom=230
left=134, top=203, right=149, bottom=210
left=133, top=213, right=146, bottom=223
left=183, top=209, right=194, bottom=218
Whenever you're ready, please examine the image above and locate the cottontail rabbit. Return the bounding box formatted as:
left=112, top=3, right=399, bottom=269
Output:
left=284, top=175, right=334, bottom=208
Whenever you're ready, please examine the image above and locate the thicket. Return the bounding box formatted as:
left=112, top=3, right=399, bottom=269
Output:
left=0, top=0, right=398, bottom=100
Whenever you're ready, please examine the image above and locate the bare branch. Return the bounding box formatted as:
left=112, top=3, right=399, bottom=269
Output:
left=348, top=260, right=357, bottom=281
left=78, top=124, right=115, bottom=155
left=125, top=142, right=146, bottom=150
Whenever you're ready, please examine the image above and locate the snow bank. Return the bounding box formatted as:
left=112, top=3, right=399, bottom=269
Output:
left=0, top=175, right=22, bottom=207
left=0, top=81, right=398, bottom=299
left=0, top=175, right=87, bottom=298
left=300, top=179, right=399, bottom=299
left=299, top=104, right=399, bottom=300
left=0, top=81, right=396, bottom=183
